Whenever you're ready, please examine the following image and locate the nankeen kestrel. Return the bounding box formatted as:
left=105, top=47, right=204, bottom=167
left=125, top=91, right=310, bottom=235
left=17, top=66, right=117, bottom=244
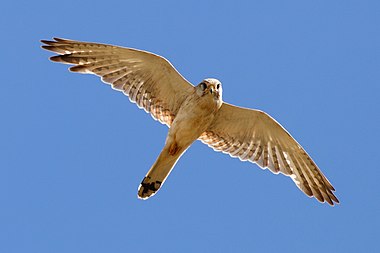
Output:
left=41, top=38, right=339, bottom=205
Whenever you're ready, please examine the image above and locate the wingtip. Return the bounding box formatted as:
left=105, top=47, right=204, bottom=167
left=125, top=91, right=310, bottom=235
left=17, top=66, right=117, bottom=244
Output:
left=49, top=55, right=63, bottom=63
left=306, top=188, right=339, bottom=206
left=53, top=37, right=66, bottom=42
left=53, top=37, right=76, bottom=43
left=331, top=195, right=340, bottom=205
left=40, top=37, right=73, bottom=46
left=41, top=45, right=54, bottom=51
left=326, top=196, right=334, bottom=206
left=69, top=65, right=90, bottom=73
left=40, top=39, right=51, bottom=44
left=322, top=194, right=340, bottom=206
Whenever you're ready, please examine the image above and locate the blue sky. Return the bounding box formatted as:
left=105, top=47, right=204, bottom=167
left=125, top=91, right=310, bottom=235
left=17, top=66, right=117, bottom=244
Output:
left=1, top=0, right=379, bottom=252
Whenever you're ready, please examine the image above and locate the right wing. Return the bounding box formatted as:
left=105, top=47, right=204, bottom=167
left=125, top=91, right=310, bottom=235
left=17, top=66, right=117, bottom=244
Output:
left=41, top=38, right=193, bottom=126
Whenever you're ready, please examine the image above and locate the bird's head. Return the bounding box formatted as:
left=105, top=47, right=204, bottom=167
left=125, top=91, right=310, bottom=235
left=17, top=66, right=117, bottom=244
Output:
left=196, top=78, right=223, bottom=102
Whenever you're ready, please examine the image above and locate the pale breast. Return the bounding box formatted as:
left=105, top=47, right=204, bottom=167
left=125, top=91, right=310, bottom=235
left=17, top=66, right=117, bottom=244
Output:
left=169, top=93, right=220, bottom=146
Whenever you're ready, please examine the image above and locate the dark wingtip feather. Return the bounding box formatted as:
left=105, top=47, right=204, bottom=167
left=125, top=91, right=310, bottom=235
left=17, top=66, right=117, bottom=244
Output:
left=313, top=190, right=325, bottom=203
left=41, top=45, right=55, bottom=52
left=325, top=195, right=334, bottom=206
left=41, top=39, right=56, bottom=46
left=53, top=37, right=73, bottom=43
left=323, top=190, right=339, bottom=206
left=69, top=65, right=87, bottom=73
left=330, top=193, right=340, bottom=204
left=50, top=55, right=64, bottom=63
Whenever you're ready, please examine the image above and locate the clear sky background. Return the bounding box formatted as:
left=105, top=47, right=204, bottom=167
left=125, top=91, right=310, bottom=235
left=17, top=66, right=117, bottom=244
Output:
left=1, top=0, right=379, bottom=252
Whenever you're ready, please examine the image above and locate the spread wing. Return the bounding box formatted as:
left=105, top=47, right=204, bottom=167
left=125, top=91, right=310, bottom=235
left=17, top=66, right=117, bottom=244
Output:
left=199, top=102, right=339, bottom=205
left=41, top=38, right=193, bottom=126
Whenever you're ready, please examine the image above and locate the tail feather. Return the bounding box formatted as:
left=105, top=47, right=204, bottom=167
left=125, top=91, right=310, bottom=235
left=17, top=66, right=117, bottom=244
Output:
left=138, top=147, right=182, bottom=199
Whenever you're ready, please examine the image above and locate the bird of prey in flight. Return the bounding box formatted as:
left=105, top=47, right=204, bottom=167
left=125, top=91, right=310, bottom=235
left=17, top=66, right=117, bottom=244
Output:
left=41, top=38, right=339, bottom=205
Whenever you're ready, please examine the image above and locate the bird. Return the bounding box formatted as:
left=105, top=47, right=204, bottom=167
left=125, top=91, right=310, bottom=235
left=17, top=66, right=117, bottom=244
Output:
left=41, top=38, right=339, bottom=205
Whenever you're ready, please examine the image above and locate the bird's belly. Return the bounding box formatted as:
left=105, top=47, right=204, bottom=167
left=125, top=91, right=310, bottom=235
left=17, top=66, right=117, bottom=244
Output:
left=170, top=112, right=213, bottom=145
left=167, top=97, right=217, bottom=148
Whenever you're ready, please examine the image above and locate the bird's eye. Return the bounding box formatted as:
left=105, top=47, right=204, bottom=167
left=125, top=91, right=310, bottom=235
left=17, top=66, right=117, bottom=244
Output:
left=200, top=83, right=207, bottom=90
left=216, top=84, right=220, bottom=89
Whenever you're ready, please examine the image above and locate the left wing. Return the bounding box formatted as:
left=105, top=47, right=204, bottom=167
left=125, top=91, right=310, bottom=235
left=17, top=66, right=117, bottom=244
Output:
left=199, top=102, right=339, bottom=205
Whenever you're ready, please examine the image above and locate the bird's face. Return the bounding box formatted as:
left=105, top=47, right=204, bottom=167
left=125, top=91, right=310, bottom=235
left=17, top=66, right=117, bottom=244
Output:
left=196, top=78, right=223, bottom=103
